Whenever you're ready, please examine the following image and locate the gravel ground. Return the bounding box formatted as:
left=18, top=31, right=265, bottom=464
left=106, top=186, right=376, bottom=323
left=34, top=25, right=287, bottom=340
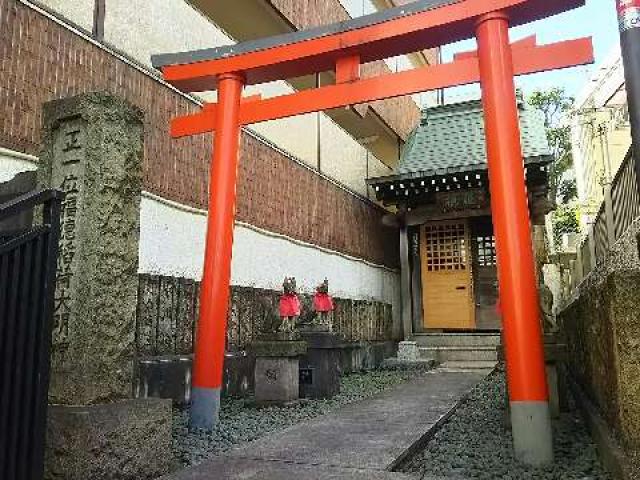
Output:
left=173, top=366, right=432, bottom=467
left=399, top=365, right=611, bottom=480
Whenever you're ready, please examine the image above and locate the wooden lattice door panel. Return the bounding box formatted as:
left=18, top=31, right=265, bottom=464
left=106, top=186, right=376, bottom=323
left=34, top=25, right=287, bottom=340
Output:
left=472, top=233, right=501, bottom=330
left=420, top=220, right=475, bottom=329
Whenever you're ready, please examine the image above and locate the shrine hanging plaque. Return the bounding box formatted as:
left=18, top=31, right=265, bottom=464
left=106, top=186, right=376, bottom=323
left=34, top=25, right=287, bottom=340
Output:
left=436, top=188, right=489, bottom=213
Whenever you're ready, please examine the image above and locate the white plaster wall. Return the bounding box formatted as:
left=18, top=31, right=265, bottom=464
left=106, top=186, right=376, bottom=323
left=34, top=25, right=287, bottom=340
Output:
left=39, top=0, right=94, bottom=31
left=368, top=153, right=393, bottom=179
left=0, top=149, right=401, bottom=317
left=138, top=194, right=400, bottom=310
left=320, top=117, right=368, bottom=196
left=0, top=149, right=38, bottom=183
left=247, top=81, right=319, bottom=169
left=104, top=0, right=233, bottom=68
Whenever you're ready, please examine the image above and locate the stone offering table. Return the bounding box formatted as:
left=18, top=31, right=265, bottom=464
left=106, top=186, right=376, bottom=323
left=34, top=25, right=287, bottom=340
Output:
left=251, top=339, right=307, bottom=405
left=299, top=325, right=341, bottom=399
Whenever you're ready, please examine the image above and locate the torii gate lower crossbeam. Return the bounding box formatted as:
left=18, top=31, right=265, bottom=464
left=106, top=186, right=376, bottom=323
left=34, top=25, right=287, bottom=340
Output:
left=153, top=0, right=593, bottom=466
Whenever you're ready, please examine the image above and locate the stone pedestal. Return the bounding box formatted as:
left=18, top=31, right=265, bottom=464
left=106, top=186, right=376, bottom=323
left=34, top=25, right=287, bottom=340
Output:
left=39, top=92, right=144, bottom=405
left=44, top=399, right=173, bottom=480
left=251, top=341, right=306, bottom=405
left=299, top=327, right=341, bottom=399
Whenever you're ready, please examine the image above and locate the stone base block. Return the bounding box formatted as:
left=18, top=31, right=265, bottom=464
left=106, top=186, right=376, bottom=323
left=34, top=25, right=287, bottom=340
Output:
left=338, top=341, right=397, bottom=373
left=45, top=398, right=174, bottom=480
left=136, top=355, right=192, bottom=405
left=299, top=331, right=341, bottom=399
left=255, top=357, right=300, bottom=405
left=134, top=353, right=255, bottom=404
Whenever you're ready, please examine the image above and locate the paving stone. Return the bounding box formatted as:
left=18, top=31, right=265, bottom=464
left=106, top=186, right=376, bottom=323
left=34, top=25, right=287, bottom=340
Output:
left=167, top=368, right=487, bottom=479
left=161, top=457, right=422, bottom=480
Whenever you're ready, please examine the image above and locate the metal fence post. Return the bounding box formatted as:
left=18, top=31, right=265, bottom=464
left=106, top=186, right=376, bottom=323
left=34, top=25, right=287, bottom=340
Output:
left=587, top=227, right=597, bottom=269
left=617, top=1, right=640, bottom=195
left=604, top=185, right=617, bottom=244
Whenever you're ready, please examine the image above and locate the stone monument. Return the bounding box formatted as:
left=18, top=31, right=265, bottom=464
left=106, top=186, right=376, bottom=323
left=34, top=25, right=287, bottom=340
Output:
left=39, top=92, right=172, bottom=479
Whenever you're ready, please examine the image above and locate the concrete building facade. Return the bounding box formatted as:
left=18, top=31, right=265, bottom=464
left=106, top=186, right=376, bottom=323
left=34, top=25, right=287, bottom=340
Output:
left=571, top=46, right=632, bottom=228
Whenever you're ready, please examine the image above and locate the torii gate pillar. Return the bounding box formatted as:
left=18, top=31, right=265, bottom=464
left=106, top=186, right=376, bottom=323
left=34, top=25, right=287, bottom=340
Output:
left=191, top=73, right=244, bottom=430
left=476, top=12, right=553, bottom=465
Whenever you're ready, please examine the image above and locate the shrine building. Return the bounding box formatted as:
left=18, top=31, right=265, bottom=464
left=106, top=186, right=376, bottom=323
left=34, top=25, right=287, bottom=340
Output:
left=368, top=97, right=553, bottom=335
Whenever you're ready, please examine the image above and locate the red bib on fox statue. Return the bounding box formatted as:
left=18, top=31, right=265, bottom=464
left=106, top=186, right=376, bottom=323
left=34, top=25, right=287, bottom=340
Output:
left=279, top=277, right=301, bottom=318
left=313, top=293, right=334, bottom=313
left=279, top=294, right=301, bottom=317
left=313, top=278, right=334, bottom=313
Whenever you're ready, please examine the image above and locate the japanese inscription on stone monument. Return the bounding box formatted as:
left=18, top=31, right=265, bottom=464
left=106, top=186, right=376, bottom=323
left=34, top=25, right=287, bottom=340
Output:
left=52, top=120, right=86, bottom=356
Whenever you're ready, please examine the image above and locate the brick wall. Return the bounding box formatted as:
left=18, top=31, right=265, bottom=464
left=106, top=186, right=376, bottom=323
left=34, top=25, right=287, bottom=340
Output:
left=0, top=0, right=399, bottom=267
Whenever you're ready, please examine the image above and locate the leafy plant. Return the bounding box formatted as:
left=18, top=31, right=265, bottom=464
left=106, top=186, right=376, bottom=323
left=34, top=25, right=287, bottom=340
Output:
left=528, top=88, right=576, bottom=202
left=528, top=88, right=580, bottom=249
left=551, top=204, right=580, bottom=249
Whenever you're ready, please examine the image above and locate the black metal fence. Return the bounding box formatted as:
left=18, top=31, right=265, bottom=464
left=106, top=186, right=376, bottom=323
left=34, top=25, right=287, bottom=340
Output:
left=0, top=189, right=62, bottom=480
left=571, top=148, right=640, bottom=288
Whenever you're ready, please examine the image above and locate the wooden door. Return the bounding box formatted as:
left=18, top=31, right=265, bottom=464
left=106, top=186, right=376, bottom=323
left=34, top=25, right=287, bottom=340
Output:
left=420, top=220, right=475, bottom=329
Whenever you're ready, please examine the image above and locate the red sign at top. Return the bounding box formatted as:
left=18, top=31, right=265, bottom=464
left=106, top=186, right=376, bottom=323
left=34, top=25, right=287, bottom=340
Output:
left=617, top=0, right=640, bottom=31
left=618, top=0, right=640, bottom=13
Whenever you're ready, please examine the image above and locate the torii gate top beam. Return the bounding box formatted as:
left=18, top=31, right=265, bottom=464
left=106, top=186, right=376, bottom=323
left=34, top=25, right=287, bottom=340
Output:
left=152, top=0, right=583, bottom=91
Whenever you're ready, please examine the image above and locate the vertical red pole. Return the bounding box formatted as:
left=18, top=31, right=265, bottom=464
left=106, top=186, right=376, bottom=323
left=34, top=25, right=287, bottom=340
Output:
left=190, top=73, right=244, bottom=430
left=476, top=12, right=553, bottom=465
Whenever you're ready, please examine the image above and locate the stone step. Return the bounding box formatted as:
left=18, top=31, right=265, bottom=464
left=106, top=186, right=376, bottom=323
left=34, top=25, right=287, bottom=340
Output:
left=419, top=345, right=499, bottom=363
left=412, top=332, right=501, bottom=348
left=439, top=361, right=498, bottom=372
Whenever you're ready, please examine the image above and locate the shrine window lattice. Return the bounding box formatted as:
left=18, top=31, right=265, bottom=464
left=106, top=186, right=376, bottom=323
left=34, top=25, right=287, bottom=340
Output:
left=476, top=235, right=497, bottom=267
left=424, top=223, right=467, bottom=272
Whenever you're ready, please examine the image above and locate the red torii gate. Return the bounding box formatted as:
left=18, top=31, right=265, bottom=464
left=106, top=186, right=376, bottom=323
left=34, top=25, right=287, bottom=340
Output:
left=152, top=0, right=593, bottom=465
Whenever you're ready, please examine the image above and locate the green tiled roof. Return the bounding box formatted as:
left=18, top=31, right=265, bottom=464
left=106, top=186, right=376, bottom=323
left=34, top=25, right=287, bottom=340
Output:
left=397, top=99, right=551, bottom=176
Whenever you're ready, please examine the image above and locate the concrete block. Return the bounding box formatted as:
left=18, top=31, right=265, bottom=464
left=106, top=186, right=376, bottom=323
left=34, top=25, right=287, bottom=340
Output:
left=397, top=341, right=420, bottom=362
left=135, top=356, right=192, bottom=405
left=299, top=332, right=341, bottom=399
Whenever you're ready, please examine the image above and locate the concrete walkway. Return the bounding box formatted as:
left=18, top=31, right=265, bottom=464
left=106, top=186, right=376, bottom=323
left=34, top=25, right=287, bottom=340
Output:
left=165, top=367, right=493, bottom=480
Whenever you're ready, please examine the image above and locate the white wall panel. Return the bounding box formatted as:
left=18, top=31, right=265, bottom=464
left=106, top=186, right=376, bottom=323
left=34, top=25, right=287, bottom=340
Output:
left=138, top=194, right=400, bottom=310
left=39, top=0, right=94, bottom=31
left=0, top=149, right=37, bottom=183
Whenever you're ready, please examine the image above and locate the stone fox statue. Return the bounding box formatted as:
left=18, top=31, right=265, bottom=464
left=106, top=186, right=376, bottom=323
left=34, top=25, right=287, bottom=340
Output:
left=278, top=277, right=300, bottom=333
left=313, top=278, right=335, bottom=331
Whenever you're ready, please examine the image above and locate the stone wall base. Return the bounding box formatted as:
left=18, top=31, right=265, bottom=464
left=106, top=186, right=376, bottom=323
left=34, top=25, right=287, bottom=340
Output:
left=569, top=374, right=638, bottom=480
left=560, top=270, right=640, bottom=476
left=134, top=340, right=398, bottom=404
left=44, top=398, right=174, bottom=480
